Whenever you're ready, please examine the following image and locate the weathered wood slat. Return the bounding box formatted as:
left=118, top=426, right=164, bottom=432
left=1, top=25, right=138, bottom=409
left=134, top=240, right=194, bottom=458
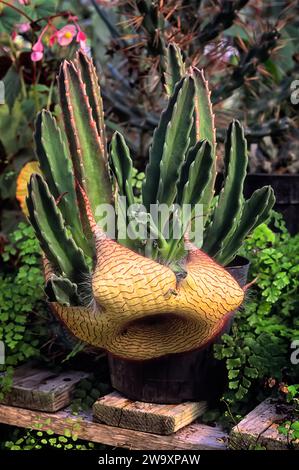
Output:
left=229, top=398, right=299, bottom=450
left=0, top=364, right=90, bottom=412
left=93, top=391, right=207, bottom=435
left=0, top=404, right=227, bottom=450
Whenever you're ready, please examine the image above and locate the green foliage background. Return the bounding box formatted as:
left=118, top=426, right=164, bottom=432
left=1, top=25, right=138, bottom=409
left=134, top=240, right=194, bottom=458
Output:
left=202, top=213, right=299, bottom=431
left=215, top=214, right=299, bottom=403
left=0, top=223, right=44, bottom=398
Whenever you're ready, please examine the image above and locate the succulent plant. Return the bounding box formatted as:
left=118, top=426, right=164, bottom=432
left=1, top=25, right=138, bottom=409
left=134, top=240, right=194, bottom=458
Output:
left=22, top=49, right=274, bottom=360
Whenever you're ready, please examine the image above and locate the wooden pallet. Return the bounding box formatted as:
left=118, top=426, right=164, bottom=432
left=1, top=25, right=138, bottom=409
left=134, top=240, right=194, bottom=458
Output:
left=0, top=364, right=227, bottom=449
left=229, top=398, right=299, bottom=450
left=0, top=363, right=90, bottom=412
left=2, top=365, right=296, bottom=450
left=93, top=391, right=207, bottom=435
left=0, top=404, right=227, bottom=450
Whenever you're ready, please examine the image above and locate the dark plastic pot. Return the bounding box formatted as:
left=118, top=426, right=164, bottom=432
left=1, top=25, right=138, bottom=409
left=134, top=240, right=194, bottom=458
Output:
left=108, top=256, right=250, bottom=404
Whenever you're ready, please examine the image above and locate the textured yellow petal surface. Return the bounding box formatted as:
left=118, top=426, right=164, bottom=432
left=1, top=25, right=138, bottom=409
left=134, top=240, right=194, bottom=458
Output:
left=16, top=162, right=41, bottom=215
left=52, top=231, right=244, bottom=361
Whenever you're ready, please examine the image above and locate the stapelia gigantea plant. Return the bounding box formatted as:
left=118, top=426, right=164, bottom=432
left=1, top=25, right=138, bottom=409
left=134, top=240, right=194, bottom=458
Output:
left=25, top=49, right=275, bottom=361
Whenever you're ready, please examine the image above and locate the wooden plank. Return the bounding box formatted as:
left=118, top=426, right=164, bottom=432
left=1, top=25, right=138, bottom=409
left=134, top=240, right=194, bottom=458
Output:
left=0, top=404, right=227, bottom=450
left=0, top=364, right=90, bottom=412
left=93, top=391, right=207, bottom=435
left=229, top=398, right=299, bottom=450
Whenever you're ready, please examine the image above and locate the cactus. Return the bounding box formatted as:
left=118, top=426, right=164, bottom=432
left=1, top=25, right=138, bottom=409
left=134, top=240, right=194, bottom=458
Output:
left=110, top=132, right=135, bottom=207
left=142, top=77, right=195, bottom=210
left=26, top=174, right=89, bottom=283
left=21, top=48, right=274, bottom=361
left=202, top=120, right=248, bottom=257
left=176, top=141, right=213, bottom=208
left=58, top=55, right=112, bottom=214
left=164, top=44, right=186, bottom=97
left=34, top=110, right=90, bottom=255
left=164, top=50, right=217, bottom=220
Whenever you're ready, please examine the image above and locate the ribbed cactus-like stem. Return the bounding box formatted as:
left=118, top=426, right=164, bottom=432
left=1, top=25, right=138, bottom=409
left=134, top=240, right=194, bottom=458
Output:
left=58, top=55, right=112, bottom=216
left=203, top=120, right=248, bottom=257
left=26, top=174, right=89, bottom=284
left=142, top=77, right=195, bottom=210
left=34, top=110, right=90, bottom=255
left=164, top=44, right=186, bottom=97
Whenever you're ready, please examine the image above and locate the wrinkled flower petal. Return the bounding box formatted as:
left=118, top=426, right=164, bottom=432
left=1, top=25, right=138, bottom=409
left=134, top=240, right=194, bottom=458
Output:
left=57, top=25, right=76, bottom=46
left=17, top=22, right=31, bottom=33
left=31, top=40, right=44, bottom=61
left=31, top=51, right=43, bottom=62
left=32, top=40, right=44, bottom=52
left=76, top=31, right=87, bottom=43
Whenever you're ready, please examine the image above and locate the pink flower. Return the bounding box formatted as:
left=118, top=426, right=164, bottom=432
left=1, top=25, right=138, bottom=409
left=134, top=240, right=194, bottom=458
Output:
left=49, top=34, right=57, bottom=46
left=56, top=25, right=76, bottom=46
left=18, top=0, right=30, bottom=5
left=76, top=30, right=87, bottom=48
left=31, top=51, right=43, bottom=62
left=17, top=22, right=31, bottom=33
left=31, top=40, right=44, bottom=62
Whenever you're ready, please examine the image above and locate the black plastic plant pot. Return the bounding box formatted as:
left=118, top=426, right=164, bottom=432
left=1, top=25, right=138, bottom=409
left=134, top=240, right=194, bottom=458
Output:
left=108, top=256, right=250, bottom=404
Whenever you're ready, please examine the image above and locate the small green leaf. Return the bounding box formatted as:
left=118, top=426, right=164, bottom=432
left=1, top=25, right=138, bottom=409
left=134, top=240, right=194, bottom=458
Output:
left=3, top=66, right=21, bottom=111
